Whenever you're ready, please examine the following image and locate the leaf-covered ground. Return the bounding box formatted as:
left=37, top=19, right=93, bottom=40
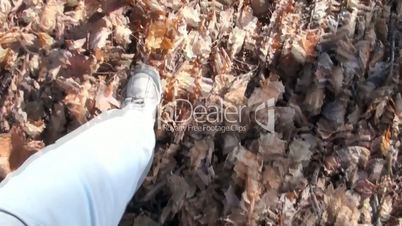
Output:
left=1, top=0, right=402, bottom=225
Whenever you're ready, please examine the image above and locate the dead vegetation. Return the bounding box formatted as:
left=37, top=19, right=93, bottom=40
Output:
left=0, top=0, right=402, bottom=225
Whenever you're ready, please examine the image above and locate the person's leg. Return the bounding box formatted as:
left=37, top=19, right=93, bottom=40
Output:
left=0, top=64, right=161, bottom=226
left=0, top=211, right=25, bottom=226
left=0, top=104, right=155, bottom=226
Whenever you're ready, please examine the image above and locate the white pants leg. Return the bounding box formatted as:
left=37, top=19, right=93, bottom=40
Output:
left=0, top=104, right=156, bottom=226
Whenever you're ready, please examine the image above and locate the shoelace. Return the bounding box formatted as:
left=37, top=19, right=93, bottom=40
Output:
left=124, top=97, right=145, bottom=105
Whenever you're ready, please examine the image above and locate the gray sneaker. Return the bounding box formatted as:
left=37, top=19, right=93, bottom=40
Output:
left=124, top=64, right=162, bottom=109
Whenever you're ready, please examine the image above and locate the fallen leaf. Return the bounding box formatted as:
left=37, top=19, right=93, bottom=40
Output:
left=37, top=32, right=55, bottom=49
left=258, top=133, right=286, bottom=159
left=0, top=133, right=11, bottom=177
left=39, top=0, right=63, bottom=32
left=248, top=78, right=285, bottom=107
left=114, top=26, right=132, bottom=46
left=228, top=27, right=246, bottom=57
left=224, top=72, right=252, bottom=105
left=95, top=77, right=120, bottom=112
left=90, top=27, right=111, bottom=50
left=288, top=138, right=312, bottom=164
left=181, top=6, right=201, bottom=28
left=64, top=80, right=92, bottom=124
left=9, top=126, right=43, bottom=171
left=189, top=139, right=211, bottom=170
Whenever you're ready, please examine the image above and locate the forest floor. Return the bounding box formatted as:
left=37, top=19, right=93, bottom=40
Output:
left=1, top=0, right=402, bottom=225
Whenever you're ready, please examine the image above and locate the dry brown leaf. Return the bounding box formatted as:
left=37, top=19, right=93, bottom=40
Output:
left=0, top=31, right=36, bottom=47
left=66, top=38, right=87, bottom=51
left=231, top=145, right=263, bottom=225
left=301, top=31, right=319, bottom=59
left=237, top=5, right=257, bottom=32
left=9, top=126, right=43, bottom=171
left=21, top=6, right=40, bottom=24
left=232, top=145, right=262, bottom=181
left=217, top=8, right=233, bottom=34
left=0, top=133, right=11, bottom=177
left=64, top=80, right=92, bottom=124
left=23, top=120, right=46, bottom=138
left=39, top=0, right=63, bottom=32
left=380, top=128, right=391, bottom=156
left=90, top=27, right=111, bottom=50
left=367, top=159, right=384, bottom=182
left=217, top=131, right=238, bottom=155
left=184, top=31, right=212, bottom=60
left=181, top=5, right=201, bottom=28
left=114, top=26, right=132, bottom=46
left=288, top=138, right=312, bottom=164
left=0, top=0, right=11, bottom=24
left=174, top=62, right=213, bottom=98
left=322, top=186, right=360, bottom=226
left=304, top=85, right=325, bottom=116
left=322, top=100, right=346, bottom=125
left=248, top=78, right=285, bottom=107
left=224, top=72, right=252, bottom=105
left=95, top=78, right=120, bottom=112
left=213, top=48, right=232, bottom=75
left=262, top=165, right=283, bottom=191
left=244, top=175, right=262, bottom=225
left=258, top=133, right=286, bottom=159
left=39, top=49, right=72, bottom=80
left=334, top=146, right=370, bottom=171
left=359, top=198, right=372, bottom=224
left=228, top=27, right=246, bottom=58
left=379, top=195, right=393, bottom=222
left=0, top=46, right=12, bottom=65
left=145, top=19, right=175, bottom=52
left=353, top=178, right=376, bottom=196
left=37, top=32, right=55, bottom=49
left=160, top=175, right=190, bottom=224
left=189, top=139, right=211, bottom=170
